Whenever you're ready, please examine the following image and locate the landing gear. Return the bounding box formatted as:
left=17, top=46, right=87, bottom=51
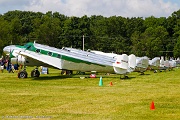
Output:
left=140, top=72, right=145, bottom=75
left=154, top=70, right=158, bottom=73
left=17, top=66, right=40, bottom=78
left=31, top=67, right=40, bottom=78
left=120, top=75, right=129, bottom=79
left=18, top=70, right=28, bottom=78
left=61, top=70, right=73, bottom=75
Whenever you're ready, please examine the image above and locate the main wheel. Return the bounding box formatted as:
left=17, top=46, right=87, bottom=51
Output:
left=66, top=70, right=73, bottom=75
left=18, top=71, right=28, bottom=78
left=31, top=69, right=40, bottom=77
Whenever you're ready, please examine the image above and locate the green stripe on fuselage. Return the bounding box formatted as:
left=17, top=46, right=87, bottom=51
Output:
left=16, top=42, right=105, bottom=67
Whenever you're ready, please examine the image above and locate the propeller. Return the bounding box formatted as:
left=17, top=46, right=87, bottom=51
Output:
left=9, top=49, right=13, bottom=60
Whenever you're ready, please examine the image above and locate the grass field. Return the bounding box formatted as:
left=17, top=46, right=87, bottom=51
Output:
left=0, top=67, right=180, bottom=120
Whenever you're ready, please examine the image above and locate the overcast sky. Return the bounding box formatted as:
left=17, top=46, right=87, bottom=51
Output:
left=0, top=0, right=180, bottom=18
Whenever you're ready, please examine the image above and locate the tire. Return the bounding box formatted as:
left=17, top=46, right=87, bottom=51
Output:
left=18, top=71, right=28, bottom=78
left=31, top=69, right=40, bottom=77
left=61, top=70, right=66, bottom=75
left=80, top=72, right=85, bottom=75
left=67, top=70, right=73, bottom=75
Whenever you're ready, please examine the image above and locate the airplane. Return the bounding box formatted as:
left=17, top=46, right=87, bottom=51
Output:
left=3, top=42, right=137, bottom=79
left=134, top=56, right=149, bottom=74
left=148, top=56, right=177, bottom=72
left=168, top=60, right=176, bottom=70
left=148, top=57, right=160, bottom=73
left=159, top=57, right=176, bottom=71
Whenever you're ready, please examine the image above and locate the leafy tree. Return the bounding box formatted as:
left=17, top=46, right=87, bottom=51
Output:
left=35, top=13, right=62, bottom=47
left=173, top=36, right=180, bottom=58
left=0, top=18, right=12, bottom=54
left=131, top=26, right=168, bottom=58
left=0, top=9, right=180, bottom=58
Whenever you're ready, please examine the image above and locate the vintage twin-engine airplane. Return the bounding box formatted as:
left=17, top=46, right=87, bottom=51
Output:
left=3, top=42, right=137, bottom=78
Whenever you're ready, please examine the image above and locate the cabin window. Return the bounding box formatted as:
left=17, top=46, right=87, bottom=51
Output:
left=57, top=54, right=61, bottom=58
left=48, top=52, right=52, bottom=56
left=36, top=49, right=40, bottom=53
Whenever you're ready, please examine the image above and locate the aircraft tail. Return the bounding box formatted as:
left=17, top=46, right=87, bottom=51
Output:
left=160, top=57, right=165, bottom=67
left=113, top=54, right=128, bottom=74
left=128, top=54, right=136, bottom=69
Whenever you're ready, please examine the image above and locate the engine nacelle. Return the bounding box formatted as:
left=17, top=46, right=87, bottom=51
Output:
left=11, top=55, right=26, bottom=65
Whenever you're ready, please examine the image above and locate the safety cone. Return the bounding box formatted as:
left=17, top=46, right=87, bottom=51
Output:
left=99, top=76, right=103, bottom=86
left=110, top=81, right=113, bottom=86
left=150, top=101, right=155, bottom=110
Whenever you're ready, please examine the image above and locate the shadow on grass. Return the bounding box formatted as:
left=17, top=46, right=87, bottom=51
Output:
left=120, top=76, right=136, bottom=80
left=138, top=73, right=151, bottom=76
left=31, top=74, right=137, bottom=81
left=31, top=75, right=75, bottom=80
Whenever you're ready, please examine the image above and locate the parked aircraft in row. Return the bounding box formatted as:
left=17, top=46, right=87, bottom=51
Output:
left=3, top=42, right=177, bottom=79
left=89, top=50, right=149, bottom=74
left=148, top=56, right=176, bottom=72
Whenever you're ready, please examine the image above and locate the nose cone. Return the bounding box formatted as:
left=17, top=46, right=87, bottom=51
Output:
left=3, top=45, right=16, bottom=55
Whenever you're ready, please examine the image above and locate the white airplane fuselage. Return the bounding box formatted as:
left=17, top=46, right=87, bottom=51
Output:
left=3, top=42, right=136, bottom=75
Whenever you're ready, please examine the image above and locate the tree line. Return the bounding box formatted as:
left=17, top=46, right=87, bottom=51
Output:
left=0, top=10, right=180, bottom=59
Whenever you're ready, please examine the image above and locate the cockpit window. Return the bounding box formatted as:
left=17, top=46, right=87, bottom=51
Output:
left=26, top=45, right=32, bottom=50
left=24, top=43, right=33, bottom=50
left=24, top=44, right=29, bottom=48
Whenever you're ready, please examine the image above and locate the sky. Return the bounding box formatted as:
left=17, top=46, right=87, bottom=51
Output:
left=0, top=0, right=180, bottom=18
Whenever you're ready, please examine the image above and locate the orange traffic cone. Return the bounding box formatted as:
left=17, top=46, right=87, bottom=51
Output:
left=150, top=101, right=155, bottom=110
left=110, top=81, right=113, bottom=86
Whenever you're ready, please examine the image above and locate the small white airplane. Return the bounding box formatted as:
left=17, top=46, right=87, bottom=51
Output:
left=148, top=57, right=160, bottom=72
left=149, top=56, right=176, bottom=72
left=134, top=56, right=149, bottom=74
left=169, top=60, right=177, bottom=68
left=3, top=42, right=137, bottom=78
left=159, top=57, right=176, bottom=71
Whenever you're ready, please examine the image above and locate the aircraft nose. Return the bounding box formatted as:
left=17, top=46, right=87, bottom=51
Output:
left=3, top=45, right=15, bottom=55
left=3, top=46, right=10, bottom=54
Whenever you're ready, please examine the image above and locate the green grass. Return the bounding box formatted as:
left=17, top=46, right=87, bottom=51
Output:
left=0, top=67, right=180, bottom=120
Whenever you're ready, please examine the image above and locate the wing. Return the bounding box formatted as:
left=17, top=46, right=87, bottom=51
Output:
left=18, top=50, right=62, bottom=69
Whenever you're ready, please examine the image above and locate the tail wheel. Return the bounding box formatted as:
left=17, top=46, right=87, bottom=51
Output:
left=31, top=69, right=40, bottom=77
left=18, top=70, right=28, bottom=78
